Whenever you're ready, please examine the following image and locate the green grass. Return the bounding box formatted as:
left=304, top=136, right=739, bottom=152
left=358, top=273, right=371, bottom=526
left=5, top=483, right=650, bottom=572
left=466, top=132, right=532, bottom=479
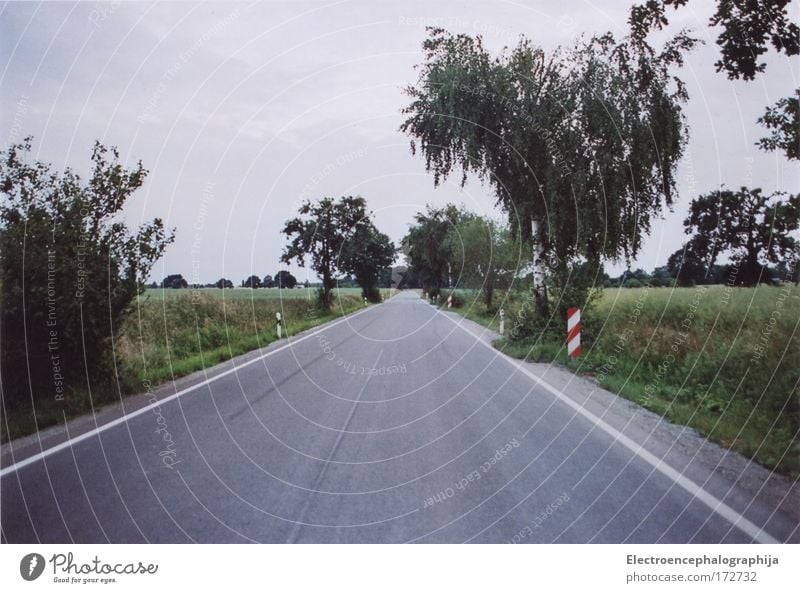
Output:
left=443, top=285, right=800, bottom=478
left=2, top=288, right=395, bottom=442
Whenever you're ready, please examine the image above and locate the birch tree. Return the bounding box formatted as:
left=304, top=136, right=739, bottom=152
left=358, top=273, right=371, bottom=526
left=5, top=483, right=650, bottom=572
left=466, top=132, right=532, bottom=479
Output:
left=401, top=28, right=696, bottom=317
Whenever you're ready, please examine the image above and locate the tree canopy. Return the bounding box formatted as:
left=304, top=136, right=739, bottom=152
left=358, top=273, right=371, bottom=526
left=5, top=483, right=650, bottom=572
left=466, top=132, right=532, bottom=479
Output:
left=443, top=215, right=518, bottom=308
left=757, top=90, right=799, bottom=161
left=629, top=0, right=799, bottom=80
left=163, top=273, right=188, bottom=289
left=401, top=27, right=696, bottom=315
left=629, top=0, right=799, bottom=161
left=683, top=187, right=799, bottom=286
left=402, top=204, right=471, bottom=299
left=274, top=270, right=297, bottom=289
left=282, top=196, right=394, bottom=307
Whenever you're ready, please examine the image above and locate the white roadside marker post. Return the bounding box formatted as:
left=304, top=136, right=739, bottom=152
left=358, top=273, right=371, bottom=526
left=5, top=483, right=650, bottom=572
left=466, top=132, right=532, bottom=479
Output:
left=276, top=311, right=282, bottom=339
left=567, top=307, right=581, bottom=357
left=499, top=307, right=505, bottom=336
left=447, top=294, right=453, bottom=309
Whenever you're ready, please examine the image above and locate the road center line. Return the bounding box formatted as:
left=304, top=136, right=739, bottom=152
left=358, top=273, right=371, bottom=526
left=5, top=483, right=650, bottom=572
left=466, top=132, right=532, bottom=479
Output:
left=436, top=307, right=780, bottom=544
left=0, top=303, right=378, bottom=478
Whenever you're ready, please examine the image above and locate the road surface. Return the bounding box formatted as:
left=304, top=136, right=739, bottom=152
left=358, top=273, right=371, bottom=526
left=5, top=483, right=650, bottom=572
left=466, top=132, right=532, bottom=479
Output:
left=1, top=291, right=797, bottom=543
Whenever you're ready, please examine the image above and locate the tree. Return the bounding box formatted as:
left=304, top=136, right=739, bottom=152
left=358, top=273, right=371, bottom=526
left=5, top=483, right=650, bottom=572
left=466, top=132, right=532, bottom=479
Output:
left=340, top=223, right=395, bottom=302
left=667, top=243, right=708, bottom=286
left=0, top=138, right=174, bottom=409
left=395, top=266, right=421, bottom=289
left=274, top=270, right=297, bottom=289
left=402, top=204, right=469, bottom=299
left=401, top=28, right=695, bottom=318
left=757, top=90, right=799, bottom=161
left=629, top=1, right=799, bottom=161
left=630, top=0, right=798, bottom=80
left=162, top=274, right=188, bottom=289
left=683, top=187, right=799, bottom=286
left=282, top=196, right=387, bottom=309
left=443, top=216, right=517, bottom=308
left=262, top=274, right=274, bottom=288
left=243, top=275, right=262, bottom=289
left=215, top=278, right=233, bottom=289
left=651, top=265, right=674, bottom=287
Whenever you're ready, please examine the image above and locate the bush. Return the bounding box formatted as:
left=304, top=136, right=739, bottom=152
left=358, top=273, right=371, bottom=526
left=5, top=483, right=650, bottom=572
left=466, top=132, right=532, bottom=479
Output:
left=624, top=278, right=644, bottom=288
left=0, top=138, right=174, bottom=411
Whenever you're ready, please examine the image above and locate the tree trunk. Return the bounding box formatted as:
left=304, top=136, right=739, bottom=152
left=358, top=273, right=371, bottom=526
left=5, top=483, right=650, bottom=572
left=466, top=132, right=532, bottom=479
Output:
left=484, top=269, right=494, bottom=309
left=531, top=218, right=549, bottom=317
left=322, top=269, right=333, bottom=310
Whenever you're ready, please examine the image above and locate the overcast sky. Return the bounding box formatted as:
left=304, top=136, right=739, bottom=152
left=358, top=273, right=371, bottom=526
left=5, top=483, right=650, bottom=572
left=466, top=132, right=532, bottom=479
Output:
left=2, top=0, right=798, bottom=284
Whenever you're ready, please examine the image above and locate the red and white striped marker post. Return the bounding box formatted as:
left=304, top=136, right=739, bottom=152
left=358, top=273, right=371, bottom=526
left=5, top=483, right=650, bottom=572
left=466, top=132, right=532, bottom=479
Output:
left=567, top=307, right=581, bottom=357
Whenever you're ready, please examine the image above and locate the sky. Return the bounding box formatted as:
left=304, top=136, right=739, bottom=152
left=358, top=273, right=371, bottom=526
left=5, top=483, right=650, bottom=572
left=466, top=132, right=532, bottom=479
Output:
left=1, top=0, right=798, bottom=285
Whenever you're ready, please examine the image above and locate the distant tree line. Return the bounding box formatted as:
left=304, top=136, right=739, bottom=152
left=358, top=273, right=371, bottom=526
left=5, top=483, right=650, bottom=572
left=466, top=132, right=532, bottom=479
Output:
left=403, top=195, right=799, bottom=304
left=151, top=271, right=311, bottom=290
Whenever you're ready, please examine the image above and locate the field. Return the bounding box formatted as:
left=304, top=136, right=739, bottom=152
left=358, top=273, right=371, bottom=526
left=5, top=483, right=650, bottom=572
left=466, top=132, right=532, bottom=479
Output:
left=2, top=288, right=394, bottom=442
left=444, top=284, right=800, bottom=477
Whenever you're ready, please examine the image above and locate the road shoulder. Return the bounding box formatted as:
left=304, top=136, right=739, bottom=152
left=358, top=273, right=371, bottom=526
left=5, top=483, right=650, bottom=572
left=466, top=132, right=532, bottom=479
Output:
left=435, top=306, right=800, bottom=536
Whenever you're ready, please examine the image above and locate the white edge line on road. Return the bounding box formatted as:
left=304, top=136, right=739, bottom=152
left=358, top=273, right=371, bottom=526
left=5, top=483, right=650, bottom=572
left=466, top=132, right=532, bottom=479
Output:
left=438, top=310, right=780, bottom=544
left=0, top=303, right=378, bottom=478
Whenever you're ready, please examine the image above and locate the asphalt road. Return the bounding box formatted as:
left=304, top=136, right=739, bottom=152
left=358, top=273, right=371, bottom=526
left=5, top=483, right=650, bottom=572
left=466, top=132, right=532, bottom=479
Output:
left=1, top=290, right=797, bottom=543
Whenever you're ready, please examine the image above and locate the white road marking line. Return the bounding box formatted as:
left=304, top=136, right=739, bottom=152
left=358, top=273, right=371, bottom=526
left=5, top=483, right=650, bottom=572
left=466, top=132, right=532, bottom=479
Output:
left=438, top=310, right=780, bottom=544
left=0, top=304, right=377, bottom=478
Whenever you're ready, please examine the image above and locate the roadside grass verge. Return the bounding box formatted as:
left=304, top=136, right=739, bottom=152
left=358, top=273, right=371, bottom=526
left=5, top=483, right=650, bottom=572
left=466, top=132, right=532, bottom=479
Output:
left=442, top=285, right=800, bottom=478
left=1, top=289, right=393, bottom=443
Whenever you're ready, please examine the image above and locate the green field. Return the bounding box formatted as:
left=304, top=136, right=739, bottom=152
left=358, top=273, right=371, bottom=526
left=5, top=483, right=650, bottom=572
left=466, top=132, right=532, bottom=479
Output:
left=443, top=285, right=800, bottom=477
left=2, top=288, right=395, bottom=442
